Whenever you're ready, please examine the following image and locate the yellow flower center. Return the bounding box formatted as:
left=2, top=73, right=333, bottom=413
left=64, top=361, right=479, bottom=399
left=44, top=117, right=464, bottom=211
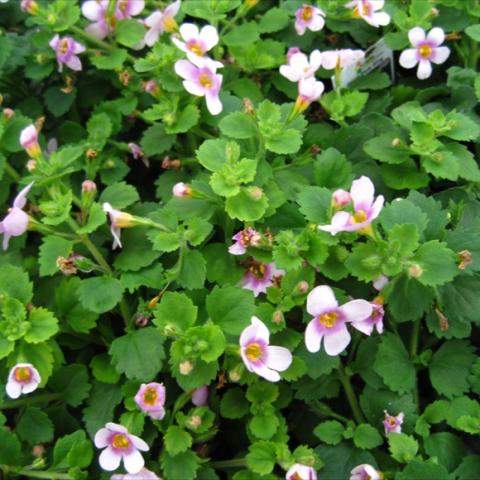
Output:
left=14, top=367, right=32, bottom=382
left=188, top=41, right=204, bottom=56
left=143, top=387, right=158, bottom=406
left=352, top=1, right=371, bottom=18
left=118, top=0, right=128, bottom=12
left=59, top=39, right=69, bottom=55
left=199, top=73, right=213, bottom=88
left=249, top=262, right=266, bottom=279
left=301, top=6, right=313, bottom=21
left=245, top=342, right=263, bottom=361
left=318, top=311, right=338, bottom=328
left=419, top=44, right=432, bottom=59
left=112, top=433, right=130, bottom=450
left=163, top=16, right=178, bottom=32
left=388, top=417, right=396, bottom=426
left=352, top=209, right=368, bottom=223
left=290, top=473, right=303, bottom=480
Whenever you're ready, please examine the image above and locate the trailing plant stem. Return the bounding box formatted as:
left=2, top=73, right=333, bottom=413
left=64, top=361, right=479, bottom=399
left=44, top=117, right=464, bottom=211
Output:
left=209, top=458, right=247, bottom=469
left=337, top=363, right=365, bottom=424
left=0, top=393, right=60, bottom=410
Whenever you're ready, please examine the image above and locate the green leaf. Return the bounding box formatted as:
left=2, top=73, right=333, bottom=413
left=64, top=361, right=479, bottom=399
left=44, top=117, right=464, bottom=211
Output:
left=396, top=460, right=450, bottom=480
left=374, top=333, right=416, bottom=393
left=196, top=139, right=229, bottom=172
left=162, top=450, right=200, bottom=480
left=164, top=426, right=193, bottom=456
left=87, top=113, right=112, bottom=151
left=185, top=218, right=213, bottom=246
left=380, top=200, right=428, bottom=238
left=25, top=307, right=59, bottom=343
left=90, top=354, right=121, bottom=384
left=364, top=133, right=410, bottom=164
left=149, top=230, right=181, bottom=252
left=444, top=112, right=480, bottom=141
left=220, top=388, right=249, bottom=419
left=219, top=112, right=257, bottom=139
left=0, top=265, right=33, bottom=303
left=314, top=148, right=352, bottom=188
left=165, top=105, right=200, bottom=134
left=77, top=202, right=106, bottom=234
left=346, top=242, right=384, bottom=282
left=314, top=420, right=345, bottom=445
left=206, top=286, right=255, bottom=336
left=78, top=277, right=124, bottom=313
left=411, top=240, right=458, bottom=286
left=52, top=431, right=88, bottom=469
left=153, top=292, right=198, bottom=335
left=381, top=160, right=430, bottom=190
left=246, top=383, right=279, bottom=404
left=223, top=22, right=259, bottom=46
left=455, top=456, right=480, bottom=480
left=424, top=432, right=465, bottom=472
left=177, top=250, right=207, bottom=290
left=140, top=123, right=176, bottom=156
left=115, top=19, right=145, bottom=47
left=429, top=340, right=476, bottom=399
left=250, top=410, right=279, bottom=440
left=109, top=327, right=165, bottom=381
left=49, top=364, right=91, bottom=407
left=388, top=433, right=418, bottom=462
left=114, top=228, right=162, bottom=272
left=44, top=87, right=76, bottom=118
left=99, top=181, right=139, bottom=209
left=38, top=236, right=73, bottom=276
left=225, top=187, right=269, bottom=221
left=265, top=129, right=302, bottom=155
left=17, top=407, right=54, bottom=445
left=353, top=424, right=383, bottom=450
left=90, top=48, right=128, bottom=70
left=0, top=428, right=21, bottom=465
left=441, top=143, right=480, bottom=182
left=246, top=441, right=277, bottom=475
left=258, top=7, right=289, bottom=32
left=297, top=186, right=331, bottom=224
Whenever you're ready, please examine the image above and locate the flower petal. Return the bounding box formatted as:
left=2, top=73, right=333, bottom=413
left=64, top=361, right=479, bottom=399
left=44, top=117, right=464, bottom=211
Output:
left=81, top=0, right=103, bottom=20
left=130, top=434, right=149, bottom=451
left=306, top=285, right=338, bottom=316
left=399, top=48, right=418, bottom=69
left=228, top=243, right=246, bottom=255
left=309, top=14, right=325, bottom=31
left=408, top=27, right=426, bottom=47
left=265, top=346, right=292, bottom=372
left=339, top=299, right=372, bottom=323
left=309, top=49, right=322, bottom=70
left=130, top=0, right=145, bottom=16
left=174, top=59, right=197, bottom=81
left=431, top=46, right=450, bottom=64
left=417, top=59, right=432, bottom=79
left=351, top=176, right=374, bottom=211
left=318, top=211, right=351, bottom=235
left=145, top=11, right=162, bottom=28
left=94, top=428, right=111, bottom=448
left=200, top=25, right=219, bottom=50
left=85, top=22, right=109, bottom=40
left=5, top=380, right=22, bottom=399
left=13, top=182, right=33, bottom=209
left=371, top=11, right=390, bottom=26
left=65, top=55, right=82, bottom=71
left=279, top=65, right=302, bottom=82
left=370, top=195, right=384, bottom=221
left=99, top=446, right=122, bottom=471
left=323, top=325, right=351, bottom=356
left=305, top=319, right=323, bottom=353
left=351, top=318, right=374, bottom=336
left=165, top=0, right=181, bottom=17
left=22, top=381, right=39, bottom=394
left=250, top=316, right=270, bottom=343
left=427, top=27, right=445, bottom=47
left=250, top=362, right=281, bottom=382
left=3, top=208, right=29, bottom=236
left=205, top=90, right=222, bottom=115
left=321, top=51, right=339, bottom=70
left=179, top=22, right=199, bottom=41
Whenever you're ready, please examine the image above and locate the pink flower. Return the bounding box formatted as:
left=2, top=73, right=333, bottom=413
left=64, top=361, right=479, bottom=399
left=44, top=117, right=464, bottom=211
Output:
left=143, top=80, right=159, bottom=95
left=350, top=464, right=382, bottom=480
left=279, top=50, right=322, bottom=82
left=286, top=46, right=301, bottom=61
left=286, top=464, right=317, bottom=480
left=399, top=27, right=450, bottom=80
left=81, top=0, right=112, bottom=39
left=134, top=383, right=166, bottom=420
left=144, top=0, right=181, bottom=46
left=351, top=297, right=384, bottom=336
left=111, top=468, right=160, bottom=480
left=295, top=5, right=325, bottom=35
left=0, top=182, right=33, bottom=250
left=240, top=316, right=292, bottom=382
left=346, top=0, right=390, bottom=27
left=229, top=228, right=261, bottom=255
left=305, top=286, right=372, bottom=356
left=49, top=35, right=85, bottom=72
left=383, top=410, right=404, bottom=435
left=20, top=124, right=41, bottom=158
left=332, top=189, right=352, bottom=208
left=82, top=180, right=97, bottom=192
left=20, top=0, right=38, bottom=14
left=128, top=143, right=149, bottom=167
left=318, top=176, right=384, bottom=235
left=241, top=260, right=284, bottom=297
left=6, top=363, right=41, bottom=399
left=172, top=182, right=192, bottom=198
left=294, top=77, right=325, bottom=113
left=321, top=49, right=365, bottom=70
left=172, top=23, right=219, bottom=64
left=174, top=57, right=223, bottom=115
left=115, top=0, right=145, bottom=19
left=103, top=202, right=135, bottom=249
left=191, top=385, right=208, bottom=406
left=373, top=274, right=388, bottom=291
left=94, top=423, right=149, bottom=474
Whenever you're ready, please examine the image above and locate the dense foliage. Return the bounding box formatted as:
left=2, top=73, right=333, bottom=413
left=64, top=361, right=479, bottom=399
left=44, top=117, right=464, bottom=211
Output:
left=0, top=0, right=480, bottom=479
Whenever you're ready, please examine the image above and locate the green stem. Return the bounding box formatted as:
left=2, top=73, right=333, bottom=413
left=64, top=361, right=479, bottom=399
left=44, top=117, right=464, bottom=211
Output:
left=310, top=400, right=350, bottom=423
left=337, top=363, right=365, bottom=424
left=209, top=458, right=247, bottom=469
left=2, top=468, right=72, bottom=480
left=4, top=163, right=21, bottom=182
left=0, top=393, right=60, bottom=410
left=409, top=318, right=421, bottom=409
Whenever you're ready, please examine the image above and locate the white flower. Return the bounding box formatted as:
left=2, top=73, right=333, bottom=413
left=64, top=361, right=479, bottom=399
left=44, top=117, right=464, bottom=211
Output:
left=399, top=27, right=450, bottom=79
left=172, top=23, right=219, bottom=64
left=295, top=5, right=326, bottom=36
left=279, top=50, right=322, bottom=83
left=6, top=363, right=41, bottom=399
left=321, top=49, right=365, bottom=70
left=346, top=0, right=390, bottom=27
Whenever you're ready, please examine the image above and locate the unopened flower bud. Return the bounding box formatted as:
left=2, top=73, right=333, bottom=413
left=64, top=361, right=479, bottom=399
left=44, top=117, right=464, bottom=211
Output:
left=135, top=315, right=150, bottom=327
left=245, top=0, right=259, bottom=7
left=408, top=263, right=423, bottom=278
left=118, top=70, right=130, bottom=86
left=430, top=7, right=439, bottom=16
left=162, top=156, right=181, bottom=170
left=32, top=445, right=45, bottom=457
left=229, top=369, right=241, bottom=382
left=86, top=148, right=97, bottom=159
left=243, top=98, right=254, bottom=115
left=332, top=189, right=351, bottom=208
left=179, top=360, right=193, bottom=375
left=164, top=323, right=177, bottom=336
left=82, top=180, right=97, bottom=193
left=21, top=0, right=39, bottom=14
left=20, top=125, right=41, bottom=159
left=296, top=280, right=309, bottom=294
left=189, top=415, right=202, bottom=429
left=172, top=182, right=192, bottom=198
left=435, top=307, right=449, bottom=332
left=105, top=159, right=115, bottom=168
left=3, top=108, right=14, bottom=119
left=26, top=159, right=37, bottom=172
left=56, top=255, right=79, bottom=276
left=272, top=310, right=284, bottom=325
left=148, top=295, right=160, bottom=309
left=143, top=80, right=159, bottom=95
left=458, top=250, right=472, bottom=270
left=391, top=137, right=401, bottom=146
left=249, top=186, right=263, bottom=201
left=309, top=144, right=321, bottom=155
